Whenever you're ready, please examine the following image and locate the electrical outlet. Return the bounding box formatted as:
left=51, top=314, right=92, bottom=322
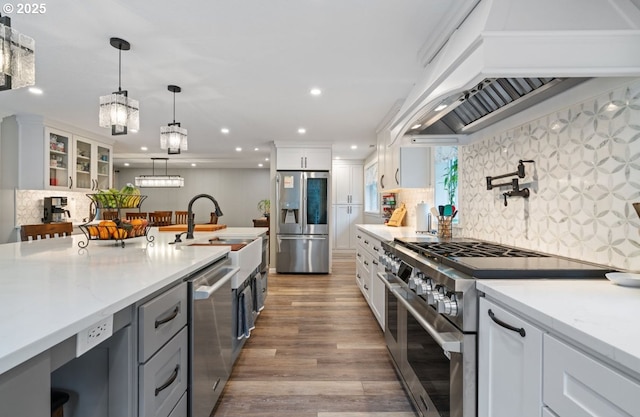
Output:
left=76, top=315, right=113, bottom=356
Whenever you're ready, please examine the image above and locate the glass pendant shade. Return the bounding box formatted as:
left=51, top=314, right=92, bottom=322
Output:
left=0, top=16, right=35, bottom=91
left=160, top=123, right=188, bottom=155
left=99, top=37, right=138, bottom=135
left=99, top=91, right=139, bottom=135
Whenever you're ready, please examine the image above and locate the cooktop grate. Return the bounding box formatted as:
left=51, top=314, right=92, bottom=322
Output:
left=408, top=241, right=549, bottom=258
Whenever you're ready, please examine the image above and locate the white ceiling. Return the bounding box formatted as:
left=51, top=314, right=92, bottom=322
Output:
left=0, top=0, right=477, bottom=169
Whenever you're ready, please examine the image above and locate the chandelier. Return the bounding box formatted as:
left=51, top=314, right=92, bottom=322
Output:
left=0, top=14, right=35, bottom=91
left=99, top=37, right=139, bottom=135
left=134, top=157, right=184, bottom=188
left=160, top=85, right=188, bottom=154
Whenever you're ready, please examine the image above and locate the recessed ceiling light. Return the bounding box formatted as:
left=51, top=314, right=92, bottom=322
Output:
left=254, top=147, right=259, bottom=151
left=411, top=123, right=422, bottom=129
left=235, top=147, right=242, bottom=152
left=221, top=128, right=229, bottom=134
left=191, top=163, right=196, bottom=167
left=335, top=156, right=341, bottom=160
left=124, top=162, right=130, bottom=167
left=129, top=129, right=138, bottom=133
left=310, top=88, right=322, bottom=96
left=265, top=157, right=269, bottom=161
left=28, top=87, right=43, bottom=95
left=258, top=163, right=263, bottom=167
left=140, top=146, right=148, bottom=151
left=298, top=128, right=306, bottom=134
left=350, top=145, right=357, bottom=150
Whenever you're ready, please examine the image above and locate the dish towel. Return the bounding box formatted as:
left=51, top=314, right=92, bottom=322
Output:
left=237, top=285, right=255, bottom=340
left=253, top=274, right=266, bottom=313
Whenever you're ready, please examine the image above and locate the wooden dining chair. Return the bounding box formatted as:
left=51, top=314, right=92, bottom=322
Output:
left=125, top=212, right=148, bottom=220
left=209, top=212, right=219, bottom=224
left=174, top=210, right=194, bottom=224
left=101, top=210, right=119, bottom=220
left=150, top=211, right=173, bottom=226
left=21, top=222, right=73, bottom=241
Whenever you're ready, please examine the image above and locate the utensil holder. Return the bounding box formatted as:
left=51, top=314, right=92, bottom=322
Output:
left=437, top=216, right=452, bottom=238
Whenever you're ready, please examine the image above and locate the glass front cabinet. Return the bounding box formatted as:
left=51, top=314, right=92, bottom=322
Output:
left=46, top=127, right=112, bottom=191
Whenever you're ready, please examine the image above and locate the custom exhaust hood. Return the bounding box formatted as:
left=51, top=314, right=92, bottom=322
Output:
left=390, top=0, right=640, bottom=143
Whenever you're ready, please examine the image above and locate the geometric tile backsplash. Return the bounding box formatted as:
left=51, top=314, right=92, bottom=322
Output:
left=460, top=79, right=640, bottom=272
left=15, top=189, right=92, bottom=226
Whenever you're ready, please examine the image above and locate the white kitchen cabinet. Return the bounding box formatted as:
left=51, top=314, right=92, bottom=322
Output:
left=354, top=229, right=385, bottom=329
left=333, top=204, right=363, bottom=250
left=44, top=127, right=113, bottom=191
left=333, top=163, right=364, bottom=205
left=73, top=136, right=113, bottom=191
left=355, top=244, right=371, bottom=302
left=387, top=145, right=432, bottom=190
left=46, top=128, right=113, bottom=191
left=543, top=334, right=640, bottom=417
left=478, top=297, right=543, bottom=417
left=0, top=115, right=113, bottom=191
left=276, top=147, right=331, bottom=170
left=375, top=127, right=432, bottom=191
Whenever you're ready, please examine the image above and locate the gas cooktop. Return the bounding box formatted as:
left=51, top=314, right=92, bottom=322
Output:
left=393, top=237, right=612, bottom=279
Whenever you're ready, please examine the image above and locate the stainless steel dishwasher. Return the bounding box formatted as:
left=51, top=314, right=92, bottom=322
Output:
left=187, top=257, right=239, bottom=417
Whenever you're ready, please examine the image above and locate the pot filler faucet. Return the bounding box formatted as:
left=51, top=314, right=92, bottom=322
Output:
left=186, top=194, right=224, bottom=239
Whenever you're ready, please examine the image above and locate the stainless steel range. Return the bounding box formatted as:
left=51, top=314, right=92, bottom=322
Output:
left=378, top=237, right=611, bottom=417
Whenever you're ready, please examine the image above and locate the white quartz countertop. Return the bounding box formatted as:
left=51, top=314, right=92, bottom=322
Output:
left=0, top=227, right=262, bottom=376
left=477, top=279, right=640, bottom=377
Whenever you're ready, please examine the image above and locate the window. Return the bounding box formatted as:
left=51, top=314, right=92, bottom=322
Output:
left=434, top=146, right=458, bottom=210
left=364, top=161, right=378, bottom=213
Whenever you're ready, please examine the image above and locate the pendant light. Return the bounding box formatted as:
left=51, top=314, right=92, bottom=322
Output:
left=134, top=157, right=184, bottom=188
left=99, top=37, right=139, bottom=135
left=0, top=14, right=35, bottom=91
left=160, top=85, right=188, bottom=154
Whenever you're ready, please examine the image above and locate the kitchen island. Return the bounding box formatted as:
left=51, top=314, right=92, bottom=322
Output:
left=0, top=227, right=267, bottom=417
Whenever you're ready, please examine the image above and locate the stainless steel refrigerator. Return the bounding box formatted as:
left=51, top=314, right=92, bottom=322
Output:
left=276, top=171, right=330, bottom=273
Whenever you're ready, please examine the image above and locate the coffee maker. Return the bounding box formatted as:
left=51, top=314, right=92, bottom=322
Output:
left=43, top=197, right=70, bottom=223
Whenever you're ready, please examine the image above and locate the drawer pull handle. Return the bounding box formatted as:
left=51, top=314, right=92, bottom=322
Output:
left=488, top=309, right=526, bottom=337
left=155, top=364, right=180, bottom=396
left=372, top=260, right=378, bottom=265
left=364, top=240, right=369, bottom=244
left=155, top=305, right=180, bottom=329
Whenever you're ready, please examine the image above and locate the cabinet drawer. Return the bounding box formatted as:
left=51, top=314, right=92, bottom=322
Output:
left=139, top=327, right=188, bottom=417
left=167, top=392, right=187, bottom=417
left=139, top=283, right=187, bottom=363
left=543, top=334, right=640, bottom=417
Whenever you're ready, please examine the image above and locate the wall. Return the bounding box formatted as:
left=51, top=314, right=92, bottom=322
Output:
left=15, top=189, right=91, bottom=226
left=115, top=168, right=270, bottom=227
left=460, top=78, right=640, bottom=271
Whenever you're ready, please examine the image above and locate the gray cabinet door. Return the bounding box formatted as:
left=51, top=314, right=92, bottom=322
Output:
left=139, top=283, right=187, bottom=363
left=139, top=327, right=188, bottom=417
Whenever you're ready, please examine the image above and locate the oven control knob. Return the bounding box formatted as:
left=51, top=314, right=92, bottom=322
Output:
left=417, top=281, right=429, bottom=295
left=427, top=286, right=445, bottom=305
left=437, top=294, right=459, bottom=316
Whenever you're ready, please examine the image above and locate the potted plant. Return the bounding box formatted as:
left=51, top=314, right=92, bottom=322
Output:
left=257, top=199, right=270, bottom=218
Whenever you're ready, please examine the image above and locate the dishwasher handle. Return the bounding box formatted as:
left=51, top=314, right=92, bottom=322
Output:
left=194, top=267, right=239, bottom=300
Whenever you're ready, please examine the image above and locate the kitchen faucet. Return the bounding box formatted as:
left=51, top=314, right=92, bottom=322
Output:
left=186, top=194, right=223, bottom=239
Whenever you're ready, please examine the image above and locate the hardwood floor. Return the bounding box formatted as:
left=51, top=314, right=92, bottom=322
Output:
left=213, top=254, right=417, bottom=417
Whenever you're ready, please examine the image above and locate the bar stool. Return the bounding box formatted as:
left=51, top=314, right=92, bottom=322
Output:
left=20, top=223, right=73, bottom=241
left=175, top=210, right=194, bottom=224
left=149, top=211, right=172, bottom=226
left=125, top=212, right=148, bottom=220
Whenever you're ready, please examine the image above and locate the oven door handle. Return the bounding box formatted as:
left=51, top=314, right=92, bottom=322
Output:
left=388, top=284, right=462, bottom=354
